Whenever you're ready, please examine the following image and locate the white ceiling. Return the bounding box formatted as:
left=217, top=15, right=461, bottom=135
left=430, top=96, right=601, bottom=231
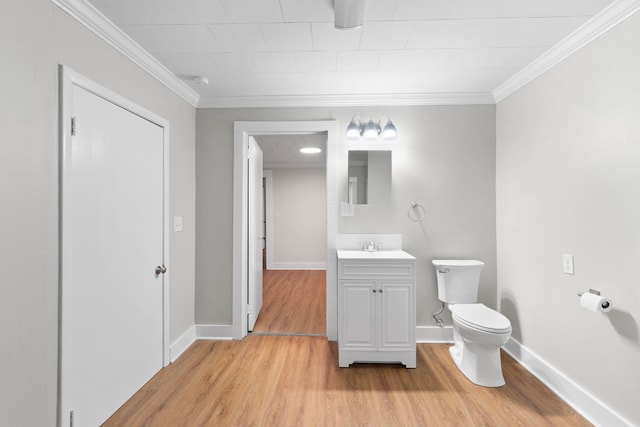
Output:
left=255, top=134, right=327, bottom=168
left=87, top=0, right=615, bottom=107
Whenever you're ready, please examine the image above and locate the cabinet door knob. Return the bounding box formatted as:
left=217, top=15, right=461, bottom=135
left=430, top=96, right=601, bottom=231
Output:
left=372, top=289, right=377, bottom=293
left=379, top=288, right=383, bottom=293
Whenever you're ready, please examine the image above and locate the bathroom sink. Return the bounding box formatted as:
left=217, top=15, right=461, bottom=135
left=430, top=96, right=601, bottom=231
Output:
left=337, top=250, right=416, bottom=260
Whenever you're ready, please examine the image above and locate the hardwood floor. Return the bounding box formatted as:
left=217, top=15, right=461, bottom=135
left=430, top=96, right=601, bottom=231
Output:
left=104, top=337, right=591, bottom=426
left=104, top=270, right=590, bottom=426
left=252, top=270, right=326, bottom=335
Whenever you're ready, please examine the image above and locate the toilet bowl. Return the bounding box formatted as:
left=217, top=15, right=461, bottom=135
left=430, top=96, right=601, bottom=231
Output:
left=449, top=303, right=511, bottom=387
left=432, top=260, right=512, bottom=387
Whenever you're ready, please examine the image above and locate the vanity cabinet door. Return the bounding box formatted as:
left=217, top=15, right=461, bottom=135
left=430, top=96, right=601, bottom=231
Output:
left=379, top=281, right=414, bottom=350
left=341, top=281, right=377, bottom=350
left=337, top=257, right=416, bottom=368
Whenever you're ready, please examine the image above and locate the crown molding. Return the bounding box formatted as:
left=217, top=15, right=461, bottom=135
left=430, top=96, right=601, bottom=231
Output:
left=264, top=162, right=326, bottom=169
left=493, top=0, right=640, bottom=103
left=50, top=0, right=200, bottom=107
left=198, top=92, right=496, bottom=108
left=51, top=0, right=639, bottom=109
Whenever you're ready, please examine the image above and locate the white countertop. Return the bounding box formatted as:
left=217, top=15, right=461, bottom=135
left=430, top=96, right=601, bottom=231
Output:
left=337, top=250, right=416, bottom=260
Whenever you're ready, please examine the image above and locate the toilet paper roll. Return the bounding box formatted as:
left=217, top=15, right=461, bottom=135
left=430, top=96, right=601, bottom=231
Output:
left=580, top=292, right=613, bottom=313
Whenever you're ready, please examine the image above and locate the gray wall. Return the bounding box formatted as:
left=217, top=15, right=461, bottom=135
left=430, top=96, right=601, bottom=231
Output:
left=496, top=11, right=640, bottom=426
left=0, top=1, right=196, bottom=425
left=269, top=167, right=326, bottom=267
left=196, top=105, right=496, bottom=327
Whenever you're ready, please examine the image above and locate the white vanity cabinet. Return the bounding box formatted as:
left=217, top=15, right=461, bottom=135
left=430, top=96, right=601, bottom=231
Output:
left=337, top=250, right=416, bottom=368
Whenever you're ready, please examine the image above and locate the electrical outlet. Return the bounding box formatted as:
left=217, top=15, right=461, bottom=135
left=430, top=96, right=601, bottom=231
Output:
left=563, top=254, right=574, bottom=275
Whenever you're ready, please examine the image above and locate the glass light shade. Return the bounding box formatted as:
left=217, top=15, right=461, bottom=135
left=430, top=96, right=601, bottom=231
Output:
left=381, top=119, right=397, bottom=140
left=362, top=118, right=379, bottom=140
left=300, top=147, right=322, bottom=154
left=345, top=118, right=361, bottom=140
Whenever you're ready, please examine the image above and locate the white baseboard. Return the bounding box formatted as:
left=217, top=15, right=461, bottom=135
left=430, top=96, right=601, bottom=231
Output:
left=195, top=324, right=234, bottom=340
left=267, top=262, right=326, bottom=270
left=170, top=325, right=196, bottom=363
left=503, top=338, right=633, bottom=427
left=416, top=325, right=454, bottom=343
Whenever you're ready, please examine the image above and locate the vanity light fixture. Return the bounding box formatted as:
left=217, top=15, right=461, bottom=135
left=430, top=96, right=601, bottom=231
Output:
left=362, top=118, right=379, bottom=140
left=345, top=115, right=398, bottom=141
left=380, top=117, right=397, bottom=140
left=300, top=147, right=322, bottom=154
left=345, top=117, right=362, bottom=139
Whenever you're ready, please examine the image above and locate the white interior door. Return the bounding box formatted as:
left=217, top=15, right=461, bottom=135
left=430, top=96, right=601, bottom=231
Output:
left=62, top=83, right=165, bottom=426
left=247, top=136, right=264, bottom=331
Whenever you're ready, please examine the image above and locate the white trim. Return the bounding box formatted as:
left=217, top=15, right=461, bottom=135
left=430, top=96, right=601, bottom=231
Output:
left=199, top=92, right=495, bottom=108
left=493, top=0, right=640, bottom=103
left=58, top=65, right=171, bottom=427
left=264, top=162, right=326, bottom=169
left=195, top=324, right=234, bottom=340
left=49, top=0, right=199, bottom=107
left=267, top=262, right=327, bottom=270
left=416, top=326, right=454, bottom=343
left=170, top=326, right=196, bottom=363
left=234, top=121, right=339, bottom=341
left=46, top=0, right=640, bottom=109
left=503, top=338, right=634, bottom=427
left=264, top=169, right=275, bottom=271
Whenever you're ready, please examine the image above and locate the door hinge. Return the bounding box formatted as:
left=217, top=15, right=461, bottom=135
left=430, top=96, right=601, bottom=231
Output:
left=71, top=116, right=76, bottom=136
left=70, top=410, right=74, bottom=427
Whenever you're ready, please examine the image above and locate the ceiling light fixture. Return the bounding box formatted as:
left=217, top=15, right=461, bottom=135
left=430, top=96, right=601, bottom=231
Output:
left=345, top=115, right=398, bottom=141
left=334, top=0, right=366, bottom=29
left=300, top=147, right=322, bottom=154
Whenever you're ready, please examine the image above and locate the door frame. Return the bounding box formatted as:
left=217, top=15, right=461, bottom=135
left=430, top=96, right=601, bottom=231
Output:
left=263, top=169, right=274, bottom=270
left=58, top=65, right=170, bottom=426
left=233, top=121, right=338, bottom=340
left=247, top=136, right=263, bottom=331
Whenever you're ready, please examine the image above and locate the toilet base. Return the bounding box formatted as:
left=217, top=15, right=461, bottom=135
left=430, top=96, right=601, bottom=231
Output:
left=449, top=339, right=506, bottom=388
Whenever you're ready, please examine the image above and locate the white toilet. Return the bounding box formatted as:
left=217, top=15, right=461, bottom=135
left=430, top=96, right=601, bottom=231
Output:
left=432, top=260, right=512, bottom=387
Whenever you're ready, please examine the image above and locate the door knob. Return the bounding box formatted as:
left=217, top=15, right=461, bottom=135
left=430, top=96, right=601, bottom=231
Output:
left=155, top=265, right=167, bottom=276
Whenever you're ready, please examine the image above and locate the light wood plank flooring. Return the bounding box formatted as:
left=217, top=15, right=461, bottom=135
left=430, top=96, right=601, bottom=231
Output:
left=104, top=270, right=590, bottom=426
left=252, top=270, right=326, bottom=335
left=105, top=338, right=590, bottom=426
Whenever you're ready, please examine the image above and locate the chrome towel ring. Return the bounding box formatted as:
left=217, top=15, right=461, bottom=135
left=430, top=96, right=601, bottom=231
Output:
left=407, top=201, right=426, bottom=222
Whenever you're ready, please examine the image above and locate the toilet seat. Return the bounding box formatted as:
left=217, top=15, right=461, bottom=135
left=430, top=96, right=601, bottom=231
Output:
left=451, top=304, right=511, bottom=334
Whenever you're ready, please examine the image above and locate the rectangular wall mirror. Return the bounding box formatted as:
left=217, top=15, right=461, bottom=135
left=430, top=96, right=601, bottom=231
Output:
left=347, top=150, right=391, bottom=205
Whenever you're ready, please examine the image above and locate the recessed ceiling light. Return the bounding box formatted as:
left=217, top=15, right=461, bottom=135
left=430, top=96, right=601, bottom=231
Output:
left=300, top=147, right=322, bottom=154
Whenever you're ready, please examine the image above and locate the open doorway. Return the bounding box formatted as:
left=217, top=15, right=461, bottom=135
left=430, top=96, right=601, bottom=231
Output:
left=251, top=135, right=327, bottom=336
left=232, top=121, right=338, bottom=341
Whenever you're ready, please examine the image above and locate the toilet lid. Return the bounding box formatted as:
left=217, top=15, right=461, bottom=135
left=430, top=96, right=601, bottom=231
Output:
left=451, top=304, right=511, bottom=334
left=432, top=259, right=484, bottom=267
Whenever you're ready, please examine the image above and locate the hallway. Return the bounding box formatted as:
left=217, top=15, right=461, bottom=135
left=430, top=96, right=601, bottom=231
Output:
left=252, top=269, right=326, bottom=335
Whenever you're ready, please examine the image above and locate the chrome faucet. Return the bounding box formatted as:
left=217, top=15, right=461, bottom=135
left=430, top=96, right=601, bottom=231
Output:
left=364, top=241, right=378, bottom=252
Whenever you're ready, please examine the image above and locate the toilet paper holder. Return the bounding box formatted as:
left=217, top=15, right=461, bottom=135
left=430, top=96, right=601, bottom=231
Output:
left=578, top=288, right=612, bottom=312
left=577, top=288, right=600, bottom=297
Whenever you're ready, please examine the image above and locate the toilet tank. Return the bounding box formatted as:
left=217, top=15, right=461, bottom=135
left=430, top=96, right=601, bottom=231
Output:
left=432, top=260, right=484, bottom=303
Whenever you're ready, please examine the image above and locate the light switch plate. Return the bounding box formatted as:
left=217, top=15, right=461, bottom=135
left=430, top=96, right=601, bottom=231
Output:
left=563, top=254, right=574, bottom=275
left=174, top=216, right=183, bottom=232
